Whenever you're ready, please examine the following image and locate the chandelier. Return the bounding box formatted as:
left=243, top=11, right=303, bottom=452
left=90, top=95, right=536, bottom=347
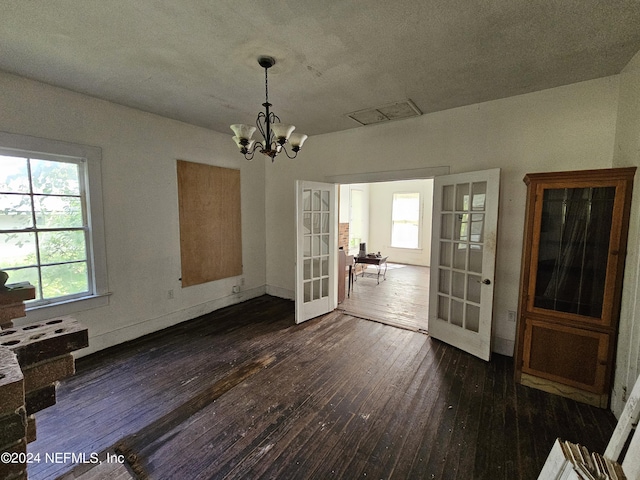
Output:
left=231, top=56, right=307, bottom=161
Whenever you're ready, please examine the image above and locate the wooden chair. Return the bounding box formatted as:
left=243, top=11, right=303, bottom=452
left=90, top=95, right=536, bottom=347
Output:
left=538, top=374, right=640, bottom=479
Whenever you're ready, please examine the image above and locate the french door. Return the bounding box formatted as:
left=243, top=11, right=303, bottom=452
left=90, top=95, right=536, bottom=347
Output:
left=295, top=181, right=338, bottom=324
left=428, top=169, right=500, bottom=361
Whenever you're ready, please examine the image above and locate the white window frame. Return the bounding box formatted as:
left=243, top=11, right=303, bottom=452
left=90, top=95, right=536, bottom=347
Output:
left=0, top=132, right=109, bottom=320
left=390, top=191, right=422, bottom=250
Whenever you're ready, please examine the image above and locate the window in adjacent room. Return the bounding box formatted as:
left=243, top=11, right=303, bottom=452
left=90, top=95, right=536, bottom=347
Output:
left=0, top=132, right=108, bottom=314
left=391, top=192, right=421, bottom=249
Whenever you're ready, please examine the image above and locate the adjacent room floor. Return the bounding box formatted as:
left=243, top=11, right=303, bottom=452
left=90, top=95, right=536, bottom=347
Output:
left=338, top=263, right=430, bottom=332
left=27, top=296, right=616, bottom=480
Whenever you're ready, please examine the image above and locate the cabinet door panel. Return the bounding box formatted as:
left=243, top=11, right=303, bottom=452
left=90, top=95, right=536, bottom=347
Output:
left=522, top=319, right=609, bottom=393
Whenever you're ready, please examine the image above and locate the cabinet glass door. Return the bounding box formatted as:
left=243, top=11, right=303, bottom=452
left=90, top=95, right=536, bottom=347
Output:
left=534, top=186, right=615, bottom=318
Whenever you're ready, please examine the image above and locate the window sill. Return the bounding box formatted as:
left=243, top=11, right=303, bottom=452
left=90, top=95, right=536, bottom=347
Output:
left=390, top=246, right=423, bottom=251
left=24, top=293, right=111, bottom=322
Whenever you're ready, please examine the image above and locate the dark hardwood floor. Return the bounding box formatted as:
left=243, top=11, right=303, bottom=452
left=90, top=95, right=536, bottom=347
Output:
left=338, top=263, right=430, bottom=332
left=27, top=295, right=616, bottom=480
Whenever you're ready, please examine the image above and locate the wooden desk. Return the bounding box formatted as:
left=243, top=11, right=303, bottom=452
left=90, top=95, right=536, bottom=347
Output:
left=354, top=256, right=388, bottom=284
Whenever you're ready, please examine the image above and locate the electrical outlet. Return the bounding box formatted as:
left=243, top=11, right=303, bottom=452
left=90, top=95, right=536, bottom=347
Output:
left=232, top=285, right=240, bottom=294
left=507, top=310, right=516, bottom=322
left=167, top=289, right=174, bottom=299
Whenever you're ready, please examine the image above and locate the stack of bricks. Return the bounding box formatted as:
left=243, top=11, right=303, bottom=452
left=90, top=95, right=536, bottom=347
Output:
left=0, top=284, right=35, bottom=331
left=0, top=284, right=88, bottom=480
left=0, top=348, right=26, bottom=480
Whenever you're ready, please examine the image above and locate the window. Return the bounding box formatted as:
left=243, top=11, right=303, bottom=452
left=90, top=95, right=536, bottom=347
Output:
left=391, top=192, right=421, bottom=249
left=0, top=132, right=108, bottom=315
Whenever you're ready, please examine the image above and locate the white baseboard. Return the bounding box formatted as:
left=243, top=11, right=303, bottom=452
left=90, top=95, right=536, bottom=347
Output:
left=266, top=284, right=295, bottom=300
left=77, top=285, right=266, bottom=358
left=492, top=336, right=515, bottom=357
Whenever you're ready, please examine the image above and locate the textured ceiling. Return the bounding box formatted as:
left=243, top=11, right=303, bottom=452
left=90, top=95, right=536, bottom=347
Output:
left=1, top=1, right=640, bottom=136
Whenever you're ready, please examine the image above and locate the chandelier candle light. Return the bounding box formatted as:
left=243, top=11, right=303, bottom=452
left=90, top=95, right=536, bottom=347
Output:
left=231, top=56, right=307, bottom=161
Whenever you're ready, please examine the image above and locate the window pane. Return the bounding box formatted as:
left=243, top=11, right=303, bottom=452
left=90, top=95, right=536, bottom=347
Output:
left=0, top=155, right=30, bottom=193
left=321, top=213, right=329, bottom=233
left=304, top=281, right=311, bottom=302
left=31, top=159, right=80, bottom=195
left=442, top=185, right=454, bottom=212
left=0, top=194, right=33, bottom=229
left=456, top=184, right=470, bottom=211
left=453, top=243, right=467, bottom=269
left=5, top=267, right=41, bottom=300
left=391, top=192, right=420, bottom=248
left=321, top=235, right=329, bottom=255
left=303, top=189, right=311, bottom=211
left=34, top=196, right=83, bottom=228
left=303, top=213, right=311, bottom=234
left=303, top=236, right=311, bottom=257
left=441, top=213, right=453, bottom=240
left=438, top=269, right=450, bottom=294
left=438, top=295, right=449, bottom=321
left=471, top=182, right=486, bottom=211
left=466, top=304, right=480, bottom=332
left=41, top=262, right=88, bottom=298
left=0, top=232, right=37, bottom=267
left=321, top=190, right=329, bottom=211
left=303, top=259, right=311, bottom=280
left=38, top=230, right=87, bottom=264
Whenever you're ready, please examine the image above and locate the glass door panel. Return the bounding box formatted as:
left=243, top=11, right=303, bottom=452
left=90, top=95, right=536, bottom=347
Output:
left=533, top=186, right=615, bottom=318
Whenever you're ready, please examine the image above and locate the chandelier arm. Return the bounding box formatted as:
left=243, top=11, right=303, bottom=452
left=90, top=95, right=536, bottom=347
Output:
left=256, top=112, right=268, bottom=144
left=281, top=145, right=299, bottom=159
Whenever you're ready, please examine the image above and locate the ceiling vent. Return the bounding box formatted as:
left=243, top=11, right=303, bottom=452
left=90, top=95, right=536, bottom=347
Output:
left=346, top=99, right=422, bottom=126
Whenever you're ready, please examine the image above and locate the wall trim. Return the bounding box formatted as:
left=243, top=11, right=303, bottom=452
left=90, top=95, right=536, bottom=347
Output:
left=325, top=166, right=450, bottom=184
left=76, top=285, right=266, bottom=357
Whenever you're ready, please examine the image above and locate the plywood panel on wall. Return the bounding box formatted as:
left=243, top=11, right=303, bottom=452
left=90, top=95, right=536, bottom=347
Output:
left=177, top=160, right=242, bottom=287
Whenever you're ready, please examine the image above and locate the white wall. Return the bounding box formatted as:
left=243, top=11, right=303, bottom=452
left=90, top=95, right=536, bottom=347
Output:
left=611, top=50, right=640, bottom=417
left=265, top=76, right=620, bottom=356
left=0, top=71, right=267, bottom=356
left=368, top=179, right=433, bottom=266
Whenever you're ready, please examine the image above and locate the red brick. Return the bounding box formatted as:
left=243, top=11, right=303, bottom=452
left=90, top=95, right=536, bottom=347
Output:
left=22, top=355, right=75, bottom=393
left=0, top=348, right=23, bottom=414
left=25, top=415, right=36, bottom=444
left=24, top=384, right=56, bottom=416
left=0, top=408, right=26, bottom=450
left=0, top=305, right=25, bottom=325
left=0, top=285, right=35, bottom=305
left=0, top=317, right=88, bottom=368
left=0, top=438, right=26, bottom=480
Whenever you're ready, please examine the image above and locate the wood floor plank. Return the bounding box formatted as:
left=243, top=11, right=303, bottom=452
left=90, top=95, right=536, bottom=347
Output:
left=25, top=295, right=617, bottom=480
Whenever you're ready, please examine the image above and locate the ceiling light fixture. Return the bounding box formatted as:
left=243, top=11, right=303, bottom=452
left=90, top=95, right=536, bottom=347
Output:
left=231, top=56, right=307, bottom=161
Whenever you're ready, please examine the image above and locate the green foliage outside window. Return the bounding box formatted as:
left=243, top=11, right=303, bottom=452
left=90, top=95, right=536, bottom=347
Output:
left=1, top=155, right=89, bottom=302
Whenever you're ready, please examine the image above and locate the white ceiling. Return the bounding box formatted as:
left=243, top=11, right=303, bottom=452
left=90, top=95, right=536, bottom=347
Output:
left=1, top=1, right=640, bottom=137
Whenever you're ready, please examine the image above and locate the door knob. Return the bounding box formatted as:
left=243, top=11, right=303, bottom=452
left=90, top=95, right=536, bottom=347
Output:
left=482, top=278, right=491, bottom=285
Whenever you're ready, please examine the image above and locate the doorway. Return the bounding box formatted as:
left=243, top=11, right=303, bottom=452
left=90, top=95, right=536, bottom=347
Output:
left=336, top=178, right=433, bottom=332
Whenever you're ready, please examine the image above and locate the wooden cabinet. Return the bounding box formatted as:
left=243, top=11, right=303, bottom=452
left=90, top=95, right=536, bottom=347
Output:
left=515, top=167, right=635, bottom=407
